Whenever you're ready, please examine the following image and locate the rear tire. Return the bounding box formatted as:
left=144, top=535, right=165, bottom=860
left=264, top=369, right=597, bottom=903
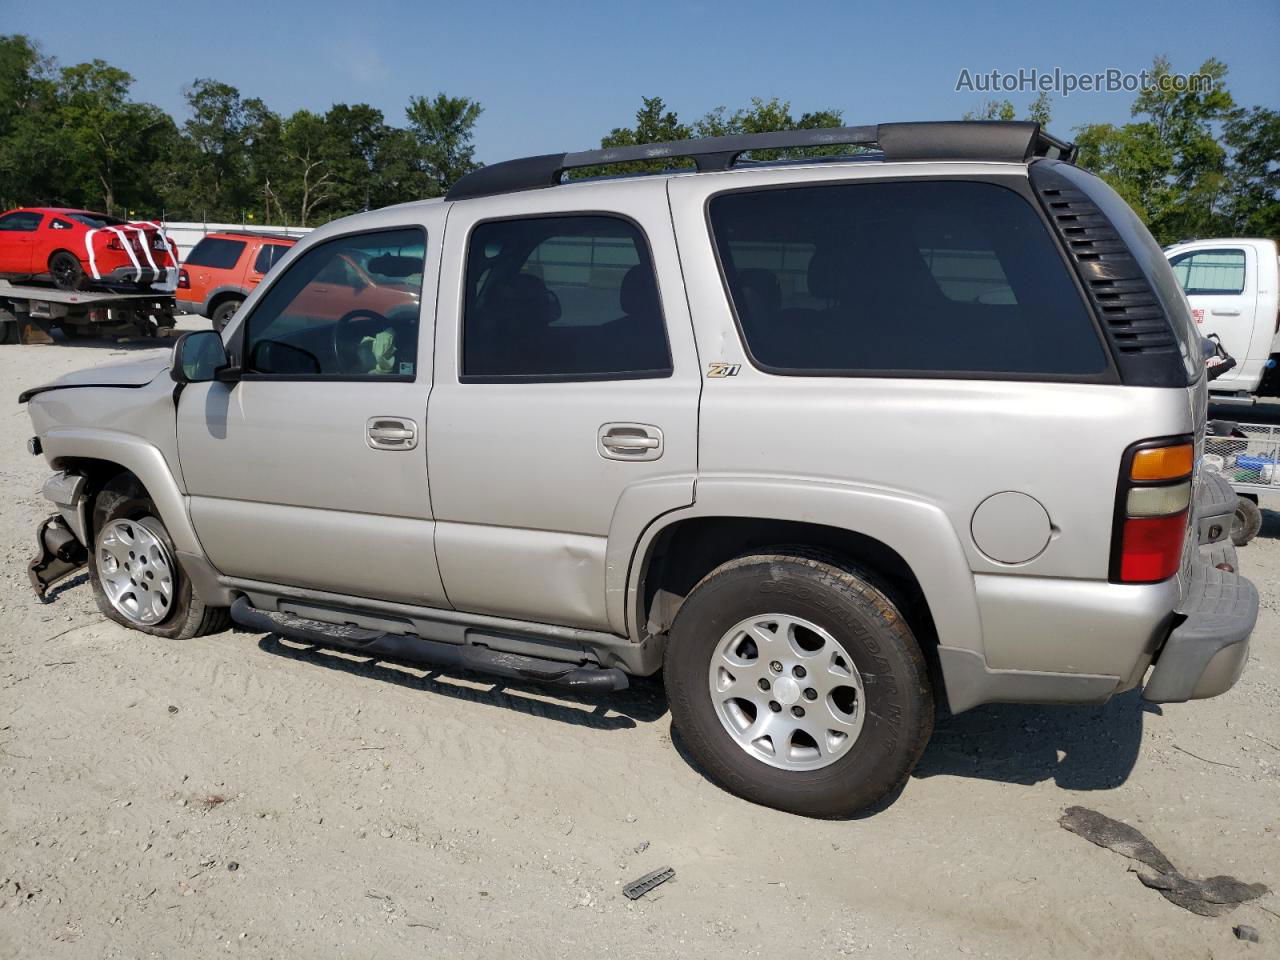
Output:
left=88, top=474, right=229, bottom=639
left=211, top=298, right=242, bottom=333
left=664, top=550, right=934, bottom=817
left=49, top=251, right=87, bottom=291
left=1232, top=496, right=1262, bottom=547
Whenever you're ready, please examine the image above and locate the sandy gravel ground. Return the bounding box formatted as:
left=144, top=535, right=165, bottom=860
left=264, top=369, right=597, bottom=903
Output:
left=2, top=326, right=1278, bottom=959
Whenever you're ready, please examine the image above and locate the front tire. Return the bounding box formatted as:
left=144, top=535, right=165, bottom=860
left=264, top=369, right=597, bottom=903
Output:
left=49, top=251, right=87, bottom=291
left=664, top=551, right=934, bottom=817
left=88, top=474, right=228, bottom=639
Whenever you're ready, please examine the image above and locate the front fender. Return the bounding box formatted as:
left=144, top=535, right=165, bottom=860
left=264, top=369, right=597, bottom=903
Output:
left=618, top=476, right=984, bottom=657
left=41, top=428, right=203, bottom=557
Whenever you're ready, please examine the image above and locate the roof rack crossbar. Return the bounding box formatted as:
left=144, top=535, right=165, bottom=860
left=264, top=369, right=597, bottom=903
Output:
left=446, top=121, right=1077, bottom=201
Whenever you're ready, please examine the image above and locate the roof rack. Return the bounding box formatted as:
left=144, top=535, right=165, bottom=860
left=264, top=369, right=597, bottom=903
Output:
left=212, top=230, right=301, bottom=241
left=446, top=121, right=1077, bottom=201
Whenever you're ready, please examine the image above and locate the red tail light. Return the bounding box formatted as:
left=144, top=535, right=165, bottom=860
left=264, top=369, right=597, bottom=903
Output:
left=106, top=236, right=123, bottom=250
left=1118, top=512, right=1188, bottom=582
left=1111, top=437, right=1193, bottom=584
left=177, top=269, right=189, bottom=289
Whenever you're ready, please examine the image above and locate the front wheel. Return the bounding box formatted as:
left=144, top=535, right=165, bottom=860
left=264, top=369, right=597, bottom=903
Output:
left=88, top=474, right=228, bottom=639
left=664, top=551, right=934, bottom=817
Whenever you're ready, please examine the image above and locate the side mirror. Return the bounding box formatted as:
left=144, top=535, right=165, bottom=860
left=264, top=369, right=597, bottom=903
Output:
left=170, top=330, right=236, bottom=384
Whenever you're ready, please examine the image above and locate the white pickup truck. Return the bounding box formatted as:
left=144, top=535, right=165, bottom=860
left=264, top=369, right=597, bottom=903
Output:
left=1166, top=238, right=1280, bottom=398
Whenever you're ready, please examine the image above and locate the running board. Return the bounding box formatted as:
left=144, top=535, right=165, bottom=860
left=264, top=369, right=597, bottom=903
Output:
left=229, top=597, right=629, bottom=692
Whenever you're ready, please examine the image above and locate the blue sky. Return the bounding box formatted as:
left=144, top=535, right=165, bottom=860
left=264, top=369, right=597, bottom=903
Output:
left=4, top=0, right=1278, bottom=163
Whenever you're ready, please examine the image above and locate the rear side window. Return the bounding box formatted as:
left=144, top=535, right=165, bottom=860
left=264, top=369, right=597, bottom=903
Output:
left=186, top=237, right=246, bottom=269
left=462, top=215, right=671, bottom=380
left=253, top=243, right=290, bottom=274
left=1170, top=249, right=1246, bottom=296
left=709, top=180, right=1108, bottom=376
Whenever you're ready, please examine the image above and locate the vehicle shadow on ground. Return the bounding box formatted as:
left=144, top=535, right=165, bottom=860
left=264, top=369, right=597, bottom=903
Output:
left=913, top=690, right=1160, bottom=791
left=252, top=632, right=669, bottom=731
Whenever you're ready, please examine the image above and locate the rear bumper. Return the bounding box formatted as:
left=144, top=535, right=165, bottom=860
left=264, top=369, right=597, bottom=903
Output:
left=1142, top=561, right=1257, bottom=702
left=100, top=264, right=174, bottom=288
left=1139, top=467, right=1257, bottom=702
left=939, top=469, right=1256, bottom=713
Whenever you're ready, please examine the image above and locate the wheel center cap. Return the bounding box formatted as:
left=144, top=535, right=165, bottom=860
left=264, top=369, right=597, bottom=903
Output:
left=773, top=675, right=801, bottom=706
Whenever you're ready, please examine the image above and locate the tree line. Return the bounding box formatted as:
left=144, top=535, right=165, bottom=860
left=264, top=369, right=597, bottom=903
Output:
left=0, top=35, right=483, bottom=226
left=1, top=35, right=1275, bottom=241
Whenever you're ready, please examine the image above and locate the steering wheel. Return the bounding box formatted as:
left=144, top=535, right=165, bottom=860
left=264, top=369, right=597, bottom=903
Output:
left=332, top=309, right=389, bottom=373
left=544, top=287, right=562, bottom=323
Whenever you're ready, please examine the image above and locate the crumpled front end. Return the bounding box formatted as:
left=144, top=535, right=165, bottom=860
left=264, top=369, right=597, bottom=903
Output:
left=28, top=473, right=91, bottom=599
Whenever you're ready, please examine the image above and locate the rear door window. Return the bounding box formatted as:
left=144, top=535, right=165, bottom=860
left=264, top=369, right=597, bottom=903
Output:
left=1170, top=249, right=1246, bottom=296
left=709, top=180, right=1108, bottom=377
left=186, top=237, right=246, bottom=270
left=462, top=215, right=672, bottom=379
left=253, top=243, right=291, bottom=275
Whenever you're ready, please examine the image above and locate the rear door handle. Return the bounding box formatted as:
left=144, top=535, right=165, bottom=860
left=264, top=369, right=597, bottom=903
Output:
left=367, top=417, right=418, bottom=450
left=599, top=423, right=663, bottom=461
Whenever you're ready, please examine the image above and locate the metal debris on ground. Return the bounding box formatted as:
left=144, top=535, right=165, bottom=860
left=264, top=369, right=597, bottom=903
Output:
left=622, top=866, right=675, bottom=901
left=1059, top=806, right=1269, bottom=917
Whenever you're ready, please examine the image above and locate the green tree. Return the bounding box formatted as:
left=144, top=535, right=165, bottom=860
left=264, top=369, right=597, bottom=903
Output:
left=404, top=93, right=483, bottom=193
left=1222, top=106, right=1280, bottom=237
left=1074, top=57, right=1235, bottom=242
left=963, top=99, right=1017, bottom=121
left=589, top=96, right=693, bottom=175
left=280, top=110, right=336, bottom=226
left=1027, top=92, right=1053, bottom=127
left=0, top=34, right=55, bottom=208
left=961, top=94, right=1052, bottom=126
left=695, top=96, right=844, bottom=160
left=54, top=60, right=175, bottom=214
left=166, top=79, right=279, bottom=220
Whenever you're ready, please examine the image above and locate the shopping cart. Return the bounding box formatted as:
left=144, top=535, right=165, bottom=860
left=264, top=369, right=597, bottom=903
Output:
left=1203, top=421, right=1279, bottom=546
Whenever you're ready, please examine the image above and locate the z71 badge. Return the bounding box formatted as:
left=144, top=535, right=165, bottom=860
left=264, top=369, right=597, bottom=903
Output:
left=706, top=362, right=741, bottom=378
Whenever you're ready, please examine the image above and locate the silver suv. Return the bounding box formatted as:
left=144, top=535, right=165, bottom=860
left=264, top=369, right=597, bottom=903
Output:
left=21, top=121, right=1258, bottom=817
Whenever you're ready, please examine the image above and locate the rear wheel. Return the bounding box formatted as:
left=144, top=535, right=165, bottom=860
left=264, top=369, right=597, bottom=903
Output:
left=88, top=474, right=228, bottom=639
left=1232, top=496, right=1262, bottom=547
left=49, top=251, right=87, bottom=291
left=664, top=551, right=934, bottom=817
left=211, top=298, right=242, bottom=333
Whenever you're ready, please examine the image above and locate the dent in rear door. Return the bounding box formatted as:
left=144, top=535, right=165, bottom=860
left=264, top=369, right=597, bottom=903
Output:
left=426, top=179, right=701, bottom=634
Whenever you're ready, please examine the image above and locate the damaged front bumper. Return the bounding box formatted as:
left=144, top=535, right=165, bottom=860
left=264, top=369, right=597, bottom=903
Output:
left=28, top=471, right=91, bottom=600
left=29, top=514, right=88, bottom=599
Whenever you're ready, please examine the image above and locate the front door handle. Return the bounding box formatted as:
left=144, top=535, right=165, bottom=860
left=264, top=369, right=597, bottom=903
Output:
left=598, top=423, right=663, bottom=461
left=367, top=417, right=418, bottom=451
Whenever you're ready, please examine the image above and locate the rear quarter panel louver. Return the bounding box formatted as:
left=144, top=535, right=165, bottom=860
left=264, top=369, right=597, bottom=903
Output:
left=1030, top=162, right=1189, bottom=388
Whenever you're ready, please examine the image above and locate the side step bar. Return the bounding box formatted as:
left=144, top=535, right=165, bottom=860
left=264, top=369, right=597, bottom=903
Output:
left=229, top=597, right=629, bottom=693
